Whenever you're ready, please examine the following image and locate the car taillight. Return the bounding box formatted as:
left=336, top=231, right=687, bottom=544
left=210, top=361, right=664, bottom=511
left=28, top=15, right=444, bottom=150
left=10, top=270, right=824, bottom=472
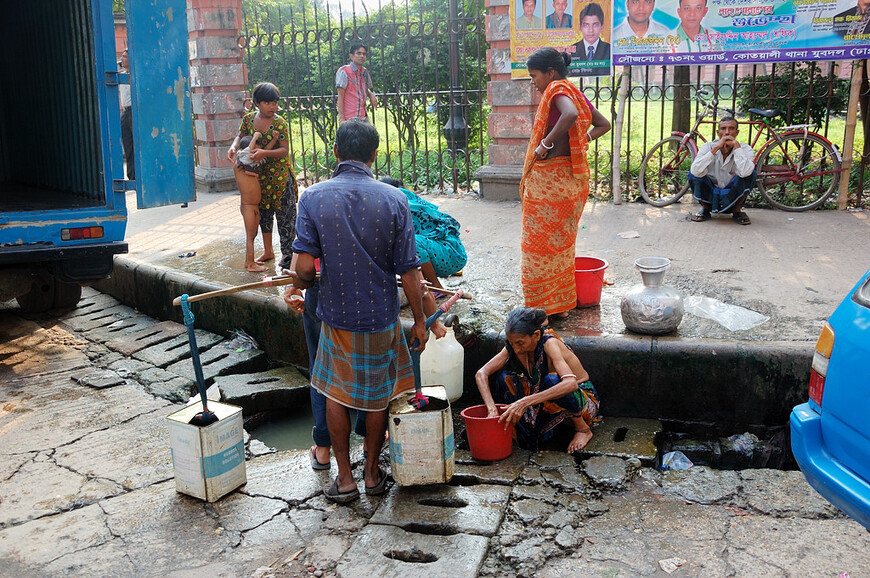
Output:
left=61, top=226, right=104, bottom=241
left=809, top=322, right=835, bottom=407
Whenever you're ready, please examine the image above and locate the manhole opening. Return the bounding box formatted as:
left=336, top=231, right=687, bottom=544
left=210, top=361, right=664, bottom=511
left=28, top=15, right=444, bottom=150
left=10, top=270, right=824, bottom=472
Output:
left=613, top=426, right=628, bottom=442
left=417, top=497, right=468, bottom=508
left=384, top=548, right=438, bottom=564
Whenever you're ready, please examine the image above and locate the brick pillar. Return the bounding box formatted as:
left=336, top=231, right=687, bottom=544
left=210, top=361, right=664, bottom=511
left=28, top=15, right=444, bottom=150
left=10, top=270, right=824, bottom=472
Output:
left=187, top=0, right=247, bottom=193
left=473, top=0, right=537, bottom=201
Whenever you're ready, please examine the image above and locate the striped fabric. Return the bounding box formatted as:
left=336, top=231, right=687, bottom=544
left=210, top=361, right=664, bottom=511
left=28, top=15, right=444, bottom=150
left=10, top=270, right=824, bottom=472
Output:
left=311, top=320, right=415, bottom=411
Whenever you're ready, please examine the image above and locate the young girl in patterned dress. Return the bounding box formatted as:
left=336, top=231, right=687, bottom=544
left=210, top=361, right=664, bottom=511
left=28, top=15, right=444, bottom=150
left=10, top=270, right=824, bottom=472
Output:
left=227, top=82, right=297, bottom=272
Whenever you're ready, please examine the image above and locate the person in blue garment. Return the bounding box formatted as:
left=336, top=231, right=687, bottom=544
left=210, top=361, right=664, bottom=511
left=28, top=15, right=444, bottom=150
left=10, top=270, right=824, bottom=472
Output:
left=378, top=177, right=467, bottom=292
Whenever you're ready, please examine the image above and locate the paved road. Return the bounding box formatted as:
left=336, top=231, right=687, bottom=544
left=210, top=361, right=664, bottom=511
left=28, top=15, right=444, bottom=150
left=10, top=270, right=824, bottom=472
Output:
left=1, top=290, right=869, bottom=577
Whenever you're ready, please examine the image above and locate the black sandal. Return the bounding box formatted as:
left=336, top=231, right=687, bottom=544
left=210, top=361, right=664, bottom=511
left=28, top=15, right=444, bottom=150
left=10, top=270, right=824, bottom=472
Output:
left=690, top=209, right=711, bottom=222
left=732, top=211, right=751, bottom=225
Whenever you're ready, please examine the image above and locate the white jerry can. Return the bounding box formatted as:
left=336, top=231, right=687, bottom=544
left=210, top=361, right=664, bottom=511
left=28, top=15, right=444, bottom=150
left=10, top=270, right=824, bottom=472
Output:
left=388, top=385, right=454, bottom=486
left=419, top=325, right=465, bottom=402
left=166, top=401, right=247, bottom=502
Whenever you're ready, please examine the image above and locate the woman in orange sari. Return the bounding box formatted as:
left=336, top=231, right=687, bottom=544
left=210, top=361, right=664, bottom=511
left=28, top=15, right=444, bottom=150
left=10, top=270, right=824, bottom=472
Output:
left=519, top=48, right=611, bottom=319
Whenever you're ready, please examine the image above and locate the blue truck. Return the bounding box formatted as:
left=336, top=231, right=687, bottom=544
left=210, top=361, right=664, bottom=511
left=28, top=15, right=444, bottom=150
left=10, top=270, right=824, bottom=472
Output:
left=0, top=0, right=194, bottom=311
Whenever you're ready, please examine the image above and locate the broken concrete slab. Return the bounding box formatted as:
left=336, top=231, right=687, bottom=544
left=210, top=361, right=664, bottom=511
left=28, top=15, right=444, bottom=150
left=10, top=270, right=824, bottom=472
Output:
left=132, top=329, right=223, bottom=368
left=165, top=344, right=267, bottom=384
left=579, top=417, right=661, bottom=465
left=336, top=524, right=489, bottom=578
left=0, top=459, right=122, bottom=527
left=241, top=450, right=327, bottom=505
left=106, top=320, right=187, bottom=357
left=370, top=483, right=511, bottom=536
left=53, top=404, right=175, bottom=490
left=509, top=498, right=555, bottom=524
left=582, top=455, right=641, bottom=492
left=0, top=503, right=113, bottom=568
left=216, top=367, right=311, bottom=415
left=661, top=466, right=741, bottom=505
left=453, top=448, right=531, bottom=486
left=737, top=469, right=844, bottom=519
left=74, top=369, right=127, bottom=389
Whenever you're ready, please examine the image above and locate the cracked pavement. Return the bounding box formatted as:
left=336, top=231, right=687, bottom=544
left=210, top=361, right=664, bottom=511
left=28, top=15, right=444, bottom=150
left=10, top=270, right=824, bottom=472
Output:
left=2, top=293, right=870, bottom=577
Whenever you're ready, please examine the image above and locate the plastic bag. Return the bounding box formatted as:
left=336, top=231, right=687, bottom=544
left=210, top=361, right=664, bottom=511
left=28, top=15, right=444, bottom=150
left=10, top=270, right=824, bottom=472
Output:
left=661, top=451, right=693, bottom=471
left=225, top=329, right=258, bottom=352
left=683, top=295, right=769, bottom=331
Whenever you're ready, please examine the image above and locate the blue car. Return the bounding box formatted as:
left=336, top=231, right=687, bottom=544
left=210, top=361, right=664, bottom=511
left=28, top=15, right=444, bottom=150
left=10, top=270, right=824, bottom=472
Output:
left=791, top=268, right=870, bottom=530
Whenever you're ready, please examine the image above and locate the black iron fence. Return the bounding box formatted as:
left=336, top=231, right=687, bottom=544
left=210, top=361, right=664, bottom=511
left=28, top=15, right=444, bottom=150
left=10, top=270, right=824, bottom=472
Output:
left=239, top=0, right=488, bottom=193
left=237, top=1, right=866, bottom=207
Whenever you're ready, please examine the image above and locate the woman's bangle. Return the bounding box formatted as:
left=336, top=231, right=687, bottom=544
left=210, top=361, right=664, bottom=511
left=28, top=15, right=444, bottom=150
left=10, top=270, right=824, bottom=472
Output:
left=540, top=139, right=554, bottom=150
left=587, top=132, right=594, bottom=142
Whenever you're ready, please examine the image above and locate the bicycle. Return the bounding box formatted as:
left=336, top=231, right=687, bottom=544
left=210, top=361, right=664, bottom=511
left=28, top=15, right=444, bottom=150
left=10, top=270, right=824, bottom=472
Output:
left=638, top=90, right=843, bottom=211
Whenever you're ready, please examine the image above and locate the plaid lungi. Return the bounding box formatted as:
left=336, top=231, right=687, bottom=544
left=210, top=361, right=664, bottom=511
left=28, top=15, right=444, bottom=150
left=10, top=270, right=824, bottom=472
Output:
left=311, top=320, right=415, bottom=411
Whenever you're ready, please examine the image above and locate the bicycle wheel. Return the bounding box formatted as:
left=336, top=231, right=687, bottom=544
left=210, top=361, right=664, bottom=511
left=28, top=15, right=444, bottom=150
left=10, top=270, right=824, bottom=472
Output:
left=756, top=133, right=840, bottom=211
left=638, top=136, right=695, bottom=207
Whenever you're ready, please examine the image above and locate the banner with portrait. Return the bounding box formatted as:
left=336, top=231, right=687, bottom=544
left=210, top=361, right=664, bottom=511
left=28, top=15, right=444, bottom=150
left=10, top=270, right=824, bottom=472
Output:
left=510, top=0, right=614, bottom=78
left=611, top=0, right=870, bottom=66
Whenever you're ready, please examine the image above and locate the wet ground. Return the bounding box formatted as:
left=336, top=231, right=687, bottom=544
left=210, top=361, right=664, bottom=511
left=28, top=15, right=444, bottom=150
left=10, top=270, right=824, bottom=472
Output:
left=131, top=190, right=870, bottom=344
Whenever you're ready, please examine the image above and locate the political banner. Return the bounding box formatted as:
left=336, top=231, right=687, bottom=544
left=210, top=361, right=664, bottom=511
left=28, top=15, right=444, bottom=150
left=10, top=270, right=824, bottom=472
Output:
left=611, top=0, right=870, bottom=65
left=510, top=0, right=614, bottom=78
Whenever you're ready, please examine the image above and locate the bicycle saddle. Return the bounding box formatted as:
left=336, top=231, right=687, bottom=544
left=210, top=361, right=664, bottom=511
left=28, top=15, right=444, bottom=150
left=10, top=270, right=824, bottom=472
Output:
left=749, top=108, right=780, bottom=118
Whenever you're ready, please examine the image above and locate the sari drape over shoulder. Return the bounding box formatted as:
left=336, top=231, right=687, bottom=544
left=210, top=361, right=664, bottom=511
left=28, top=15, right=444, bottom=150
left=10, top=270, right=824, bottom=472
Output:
left=519, top=80, right=593, bottom=315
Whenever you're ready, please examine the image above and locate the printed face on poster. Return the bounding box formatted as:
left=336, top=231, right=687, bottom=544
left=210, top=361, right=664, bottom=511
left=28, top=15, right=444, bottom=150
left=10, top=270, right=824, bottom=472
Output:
left=610, top=0, right=870, bottom=65
left=510, top=0, right=614, bottom=78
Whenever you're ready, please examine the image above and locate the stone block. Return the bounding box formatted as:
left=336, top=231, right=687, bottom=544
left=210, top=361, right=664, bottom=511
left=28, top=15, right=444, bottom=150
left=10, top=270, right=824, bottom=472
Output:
left=370, top=483, right=511, bottom=537
left=194, top=117, right=239, bottom=142
left=489, top=112, right=534, bottom=138
left=189, top=63, right=245, bottom=88
left=191, top=91, right=246, bottom=116
left=473, top=163, right=522, bottom=201
left=581, top=455, right=641, bottom=491
left=186, top=5, right=241, bottom=32
left=187, top=36, right=240, bottom=61
left=165, top=344, right=268, bottom=384
left=488, top=143, right=527, bottom=166
left=489, top=14, right=511, bottom=41
left=453, top=448, right=530, bottom=485
left=336, top=524, right=489, bottom=577
left=61, top=304, right=139, bottom=333
left=106, top=320, right=187, bottom=357
left=490, top=79, right=534, bottom=106
left=215, top=367, right=310, bottom=415
left=132, top=329, right=224, bottom=368
left=487, top=48, right=512, bottom=75
left=578, top=416, right=661, bottom=465
left=195, top=166, right=238, bottom=193
left=85, top=315, right=159, bottom=346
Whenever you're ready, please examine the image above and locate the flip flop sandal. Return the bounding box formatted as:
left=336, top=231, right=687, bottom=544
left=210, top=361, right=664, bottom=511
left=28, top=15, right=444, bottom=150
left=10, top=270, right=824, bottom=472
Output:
left=365, top=467, right=389, bottom=496
left=732, top=211, right=751, bottom=225
left=324, top=478, right=360, bottom=503
left=690, top=209, right=711, bottom=222
left=309, top=446, right=330, bottom=471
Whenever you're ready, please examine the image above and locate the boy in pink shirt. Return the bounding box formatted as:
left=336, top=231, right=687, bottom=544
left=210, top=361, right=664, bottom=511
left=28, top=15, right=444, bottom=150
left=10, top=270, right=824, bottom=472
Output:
left=336, top=44, right=378, bottom=122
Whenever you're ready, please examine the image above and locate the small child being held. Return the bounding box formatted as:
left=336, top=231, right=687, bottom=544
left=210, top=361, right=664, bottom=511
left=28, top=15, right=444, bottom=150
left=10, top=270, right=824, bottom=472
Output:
left=235, top=130, right=280, bottom=177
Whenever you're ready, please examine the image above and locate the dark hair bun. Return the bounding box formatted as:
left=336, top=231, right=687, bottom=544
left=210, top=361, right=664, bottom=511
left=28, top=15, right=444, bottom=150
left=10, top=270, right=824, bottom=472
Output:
left=560, top=52, right=571, bottom=68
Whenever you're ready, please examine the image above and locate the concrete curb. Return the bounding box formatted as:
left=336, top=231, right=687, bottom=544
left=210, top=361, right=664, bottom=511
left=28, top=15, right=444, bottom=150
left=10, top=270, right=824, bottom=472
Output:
left=96, top=255, right=814, bottom=429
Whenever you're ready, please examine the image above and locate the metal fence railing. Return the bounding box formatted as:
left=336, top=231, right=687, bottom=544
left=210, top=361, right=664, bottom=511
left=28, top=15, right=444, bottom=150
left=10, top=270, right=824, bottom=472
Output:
left=239, top=0, right=489, bottom=194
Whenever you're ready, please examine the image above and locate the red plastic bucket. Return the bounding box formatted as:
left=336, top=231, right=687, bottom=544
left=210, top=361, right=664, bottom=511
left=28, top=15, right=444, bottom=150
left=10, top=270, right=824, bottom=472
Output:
left=460, top=404, right=514, bottom=461
left=574, top=256, right=608, bottom=307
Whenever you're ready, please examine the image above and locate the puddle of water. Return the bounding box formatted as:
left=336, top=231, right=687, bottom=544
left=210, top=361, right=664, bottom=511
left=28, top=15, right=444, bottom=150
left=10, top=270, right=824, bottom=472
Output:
left=249, top=405, right=365, bottom=451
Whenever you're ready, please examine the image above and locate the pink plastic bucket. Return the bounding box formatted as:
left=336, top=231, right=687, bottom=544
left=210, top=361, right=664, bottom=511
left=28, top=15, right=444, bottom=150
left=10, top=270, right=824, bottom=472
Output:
left=460, top=404, right=513, bottom=461
left=574, top=256, right=608, bottom=307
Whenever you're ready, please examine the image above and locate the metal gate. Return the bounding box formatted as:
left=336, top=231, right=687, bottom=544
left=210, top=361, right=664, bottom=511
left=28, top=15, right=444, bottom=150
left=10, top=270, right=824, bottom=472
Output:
left=239, top=0, right=488, bottom=194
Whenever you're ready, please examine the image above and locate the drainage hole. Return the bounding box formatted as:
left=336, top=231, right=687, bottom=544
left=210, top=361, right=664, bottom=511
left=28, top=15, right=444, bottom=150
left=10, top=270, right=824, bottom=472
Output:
left=248, top=376, right=280, bottom=384
left=417, top=497, right=468, bottom=508
left=403, top=522, right=459, bottom=536
left=613, top=427, right=628, bottom=443
left=384, top=548, right=438, bottom=564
